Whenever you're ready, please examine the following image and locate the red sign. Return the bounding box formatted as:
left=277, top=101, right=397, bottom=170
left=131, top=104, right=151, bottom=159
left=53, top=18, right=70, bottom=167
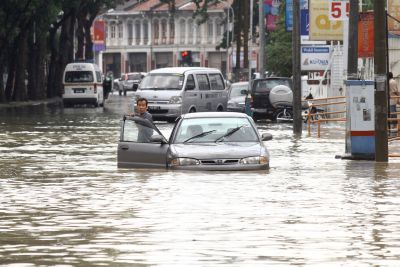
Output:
left=92, top=20, right=105, bottom=43
left=358, top=12, right=374, bottom=58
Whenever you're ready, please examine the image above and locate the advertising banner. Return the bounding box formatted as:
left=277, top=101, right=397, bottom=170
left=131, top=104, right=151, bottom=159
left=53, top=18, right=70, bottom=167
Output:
left=285, top=0, right=293, bottom=31
left=388, top=0, right=400, bottom=35
left=92, top=20, right=105, bottom=52
left=358, top=12, right=374, bottom=58
left=301, top=45, right=331, bottom=71
left=309, top=0, right=343, bottom=41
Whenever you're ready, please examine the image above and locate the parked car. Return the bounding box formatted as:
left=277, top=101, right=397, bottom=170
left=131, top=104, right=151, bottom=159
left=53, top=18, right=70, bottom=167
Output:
left=227, top=81, right=249, bottom=113
left=113, top=73, right=125, bottom=93
left=122, top=72, right=147, bottom=95
left=250, top=77, right=292, bottom=121
left=117, top=112, right=272, bottom=170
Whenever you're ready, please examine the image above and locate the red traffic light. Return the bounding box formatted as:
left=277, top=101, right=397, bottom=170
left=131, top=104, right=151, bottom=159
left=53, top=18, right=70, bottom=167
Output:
left=181, top=51, right=188, bottom=57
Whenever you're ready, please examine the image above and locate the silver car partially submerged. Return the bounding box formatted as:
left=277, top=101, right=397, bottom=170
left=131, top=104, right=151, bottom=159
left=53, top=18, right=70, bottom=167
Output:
left=117, top=112, right=272, bottom=171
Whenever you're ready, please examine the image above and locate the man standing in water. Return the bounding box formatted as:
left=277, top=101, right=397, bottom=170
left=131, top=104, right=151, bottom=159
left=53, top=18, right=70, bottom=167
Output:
left=130, top=97, right=153, bottom=142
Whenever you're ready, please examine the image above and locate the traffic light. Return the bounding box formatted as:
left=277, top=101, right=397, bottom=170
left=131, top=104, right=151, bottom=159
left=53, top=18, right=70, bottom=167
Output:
left=180, top=50, right=192, bottom=66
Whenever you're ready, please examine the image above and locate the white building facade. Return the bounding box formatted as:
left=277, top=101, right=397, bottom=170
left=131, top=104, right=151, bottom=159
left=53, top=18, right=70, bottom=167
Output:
left=98, top=0, right=238, bottom=78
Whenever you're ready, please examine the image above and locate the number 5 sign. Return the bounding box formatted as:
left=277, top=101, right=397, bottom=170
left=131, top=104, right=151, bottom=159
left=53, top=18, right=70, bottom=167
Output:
left=329, top=0, right=349, bottom=20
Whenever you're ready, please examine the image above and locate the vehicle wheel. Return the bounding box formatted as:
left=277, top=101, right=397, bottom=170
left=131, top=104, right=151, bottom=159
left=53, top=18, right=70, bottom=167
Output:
left=94, top=101, right=99, bottom=108
left=189, top=108, right=196, bottom=113
left=275, top=109, right=293, bottom=122
left=217, top=105, right=224, bottom=111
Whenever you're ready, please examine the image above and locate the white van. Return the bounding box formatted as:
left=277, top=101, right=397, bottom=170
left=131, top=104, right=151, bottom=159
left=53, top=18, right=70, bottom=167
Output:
left=134, top=67, right=228, bottom=122
left=62, top=62, right=104, bottom=107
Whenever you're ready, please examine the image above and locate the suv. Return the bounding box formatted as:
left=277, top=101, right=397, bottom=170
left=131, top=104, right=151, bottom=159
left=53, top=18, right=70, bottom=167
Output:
left=250, top=77, right=292, bottom=121
left=120, top=72, right=147, bottom=95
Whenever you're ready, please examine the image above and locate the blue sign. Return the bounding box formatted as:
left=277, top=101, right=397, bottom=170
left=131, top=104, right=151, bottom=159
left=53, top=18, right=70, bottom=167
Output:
left=300, top=9, right=309, bottom=36
left=285, top=0, right=293, bottom=31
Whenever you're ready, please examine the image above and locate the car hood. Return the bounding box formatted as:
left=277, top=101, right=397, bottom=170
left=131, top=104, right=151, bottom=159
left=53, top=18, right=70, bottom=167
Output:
left=170, top=142, right=266, bottom=159
left=136, top=89, right=181, bottom=101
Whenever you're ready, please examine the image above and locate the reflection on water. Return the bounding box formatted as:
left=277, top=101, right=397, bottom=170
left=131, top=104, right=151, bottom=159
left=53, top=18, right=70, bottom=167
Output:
left=1, top=95, right=400, bottom=266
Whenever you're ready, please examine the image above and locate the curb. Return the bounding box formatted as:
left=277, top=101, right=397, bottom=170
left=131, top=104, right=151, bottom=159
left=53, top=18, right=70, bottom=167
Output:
left=0, top=97, right=62, bottom=109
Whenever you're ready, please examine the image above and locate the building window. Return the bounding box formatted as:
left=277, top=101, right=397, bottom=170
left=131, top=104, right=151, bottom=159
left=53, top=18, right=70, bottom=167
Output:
left=207, top=20, right=213, bottom=44
left=135, top=20, right=141, bottom=45
left=169, top=20, right=175, bottom=44
left=188, top=19, right=193, bottom=44
left=196, top=21, right=201, bottom=44
left=118, top=23, right=123, bottom=38
left=143, top=20, right=148, bottom=44
left=153, top=19, right=159, bottom=44
left=128, top=21, right=133, bottom=44
left=161, top=19, right=167, bottom=44
left=111, top=23, right=116, bottom=39
left=216, top=18, right=223, bottom=42
left=179, top=19, right=185, bottom=44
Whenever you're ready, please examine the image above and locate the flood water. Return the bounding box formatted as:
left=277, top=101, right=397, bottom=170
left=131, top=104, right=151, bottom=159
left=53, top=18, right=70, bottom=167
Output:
left=1, top=94, right=400, bottom=266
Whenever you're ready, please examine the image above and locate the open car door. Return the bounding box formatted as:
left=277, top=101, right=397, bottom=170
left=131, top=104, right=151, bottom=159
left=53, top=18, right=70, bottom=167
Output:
left=117, top=116, right=169, bottom=168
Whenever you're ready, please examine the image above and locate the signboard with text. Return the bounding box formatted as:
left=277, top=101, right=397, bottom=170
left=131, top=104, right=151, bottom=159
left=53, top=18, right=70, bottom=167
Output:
left=388, top=0, right=400, bottom=35
left=301, top=46, right=331, bottom=71
left=309, top=0, right=343, bottom=41
left=358, top=12, right=374, bottom=58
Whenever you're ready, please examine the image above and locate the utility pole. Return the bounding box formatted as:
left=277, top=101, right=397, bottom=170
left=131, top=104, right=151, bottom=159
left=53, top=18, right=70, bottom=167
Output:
left=347, top=0, right=358, bottom=80
left=374, top=1, right=388, bottom=162
left=248, top=0, right=254, bottom=82
left=292, top=0, right=302, bottom=135
left=258, top=0, right=265, bottom=79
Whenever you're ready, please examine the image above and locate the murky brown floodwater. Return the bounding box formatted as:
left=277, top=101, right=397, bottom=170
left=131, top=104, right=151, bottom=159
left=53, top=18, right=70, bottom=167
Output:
left=1, top=94, right=400, bottom=266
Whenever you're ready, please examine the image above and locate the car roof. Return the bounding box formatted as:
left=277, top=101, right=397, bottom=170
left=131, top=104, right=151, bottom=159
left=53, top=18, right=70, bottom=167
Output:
left=149, top=67, right=221, bottom=75
left=181, top=112, right=250, bottom=119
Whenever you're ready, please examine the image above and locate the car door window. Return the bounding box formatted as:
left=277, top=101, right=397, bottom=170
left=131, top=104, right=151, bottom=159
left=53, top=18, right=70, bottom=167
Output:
left=122, top=119, right=157, bottom=143
left=209, top=73, right=225, bottom=90
left=196, top=74, right=210, bottom=91
left=185, top=74, right=195, bottom=90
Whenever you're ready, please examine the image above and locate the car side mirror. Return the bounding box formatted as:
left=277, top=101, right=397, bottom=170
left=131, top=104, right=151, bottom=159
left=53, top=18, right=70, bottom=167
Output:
left=261, top=133, right=273, bottom=141
left=150, top=134, right=167, bottom=144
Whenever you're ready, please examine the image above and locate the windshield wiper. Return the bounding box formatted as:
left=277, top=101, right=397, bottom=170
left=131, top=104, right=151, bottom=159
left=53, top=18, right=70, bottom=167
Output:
left=215, top=126, right=244, bottom=143
left=183, top=130, right=216, bottom=143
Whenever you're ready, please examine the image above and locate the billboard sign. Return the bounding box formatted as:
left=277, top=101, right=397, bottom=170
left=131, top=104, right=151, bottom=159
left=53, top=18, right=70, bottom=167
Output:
left=309, top=0, right=343, bottom=41
left=358, top=12, right=374, bottom=58
left=301, top=45, right=331, bottom=71
left=388, top=0, right=400, bottom=35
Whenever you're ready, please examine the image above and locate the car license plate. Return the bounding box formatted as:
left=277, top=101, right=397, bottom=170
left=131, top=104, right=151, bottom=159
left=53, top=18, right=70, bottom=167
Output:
left=148, top=106, right=161, bottom=110
left=74, top=88, right=85, bottom=93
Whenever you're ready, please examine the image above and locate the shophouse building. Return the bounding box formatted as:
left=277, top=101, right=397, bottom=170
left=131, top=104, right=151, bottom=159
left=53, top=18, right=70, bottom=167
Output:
left=97, top=0, right=242, bottom=79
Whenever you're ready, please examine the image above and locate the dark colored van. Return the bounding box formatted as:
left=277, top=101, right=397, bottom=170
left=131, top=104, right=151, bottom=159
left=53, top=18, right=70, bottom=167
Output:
left=250, top=77, right=292, bottom=121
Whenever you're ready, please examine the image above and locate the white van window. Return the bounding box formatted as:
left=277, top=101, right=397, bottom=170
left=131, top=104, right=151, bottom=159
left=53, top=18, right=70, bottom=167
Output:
left=185, top=74, right=195, bottom=90
left=209, top=73, right=225, bottom=90
left=65, top=71, right=94, bottom=83
left=140, top=74, right=183, bottom=90
left=197, top=74, right=210, bottom=91
left=96, top=71, right=102, bottom=83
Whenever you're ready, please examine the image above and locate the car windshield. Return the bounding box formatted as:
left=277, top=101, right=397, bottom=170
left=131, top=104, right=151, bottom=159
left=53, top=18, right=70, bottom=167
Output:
left=254, top=79, right=291, bottom=93
left=127, top=73, right=142, bottom=80
left=229, top=84, right=248, bottom=98
left=173, top=117, right=259, bottom=143
left=65, top=71, right=94, bottom=83
left=140, top=74, right=183, bottom=90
